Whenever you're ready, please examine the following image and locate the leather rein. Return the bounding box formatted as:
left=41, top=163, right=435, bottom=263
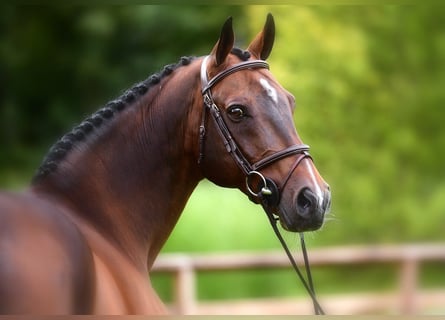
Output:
left=198, top=56, right=324, bottom=315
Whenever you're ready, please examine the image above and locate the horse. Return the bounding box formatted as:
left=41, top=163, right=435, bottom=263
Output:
left=0, top=14, right=331, bottom=314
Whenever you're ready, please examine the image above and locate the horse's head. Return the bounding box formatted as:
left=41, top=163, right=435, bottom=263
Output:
left=198, top=14, right=331, bottom=232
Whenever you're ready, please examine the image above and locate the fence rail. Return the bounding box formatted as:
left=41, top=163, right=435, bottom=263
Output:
left=151, top=243, right=445, bottom=315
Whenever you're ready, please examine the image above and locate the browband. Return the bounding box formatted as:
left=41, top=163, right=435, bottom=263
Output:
left=201, top=56, right=270, bottom=93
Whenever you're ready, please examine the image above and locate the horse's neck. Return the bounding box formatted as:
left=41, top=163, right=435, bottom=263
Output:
left=32, top=61, right=203, bottom=269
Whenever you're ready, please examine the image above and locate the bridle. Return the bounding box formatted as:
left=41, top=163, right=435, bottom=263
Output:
left=198, top=55, right=325, bottom=315
left=199, top=56, right=311, bottom=207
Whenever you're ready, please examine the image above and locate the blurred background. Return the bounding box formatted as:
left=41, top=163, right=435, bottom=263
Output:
left=1, top=5, right=444, bottom=315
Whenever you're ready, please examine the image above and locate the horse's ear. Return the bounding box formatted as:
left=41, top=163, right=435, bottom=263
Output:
left=247, top=13, right=275, bottom=60
left=210, top=16, right=234, bottom=66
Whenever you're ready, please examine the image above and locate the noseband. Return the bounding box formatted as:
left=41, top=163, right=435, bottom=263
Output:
left=198, top=55, right=311, bottom=208
left=198, top=56, right=324, bottom=315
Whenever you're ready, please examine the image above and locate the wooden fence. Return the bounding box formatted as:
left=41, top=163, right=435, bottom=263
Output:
left=151, top=243, right=445, bottom=315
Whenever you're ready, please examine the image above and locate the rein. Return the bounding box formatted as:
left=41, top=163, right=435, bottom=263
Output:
left=199, top=55, right=324, bottom=315
left=263, top=206, right=325, bottom=315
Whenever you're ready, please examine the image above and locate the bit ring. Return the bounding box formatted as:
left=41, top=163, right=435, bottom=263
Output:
left=246, top=170, right=272, bottom=198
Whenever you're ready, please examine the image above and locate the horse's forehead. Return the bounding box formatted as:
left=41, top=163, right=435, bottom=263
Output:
left=250, top=73, right=294, bottom=110
left=259, top=77, right=278, bottom=104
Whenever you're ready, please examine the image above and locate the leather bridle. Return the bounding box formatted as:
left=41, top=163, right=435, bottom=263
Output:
left=198, top=56, right=312, bottom=208
left=198, top=55, right=324, bottom=315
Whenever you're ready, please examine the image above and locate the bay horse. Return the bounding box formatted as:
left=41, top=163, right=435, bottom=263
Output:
left=0, top=14, right=330, bottom=314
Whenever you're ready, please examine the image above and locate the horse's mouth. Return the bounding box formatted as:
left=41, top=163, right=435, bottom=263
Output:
left=278, top=204, right=327, bottom=232
left=279, top=212, right=324, bottom=232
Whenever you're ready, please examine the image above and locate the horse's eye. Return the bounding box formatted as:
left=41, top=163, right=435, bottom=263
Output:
left=227, top=105, right=246, bottom=122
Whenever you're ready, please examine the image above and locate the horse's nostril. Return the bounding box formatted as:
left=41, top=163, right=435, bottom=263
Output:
left=296, top=188, right=314, bottom=216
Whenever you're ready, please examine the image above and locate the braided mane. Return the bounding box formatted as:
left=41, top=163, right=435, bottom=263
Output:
left=33, top=47, right=250, bottom=182
left=33, top=56, right=195, bottom=182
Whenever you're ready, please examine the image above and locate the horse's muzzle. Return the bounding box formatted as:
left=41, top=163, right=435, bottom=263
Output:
left=281, top=186, right=331, bottom=232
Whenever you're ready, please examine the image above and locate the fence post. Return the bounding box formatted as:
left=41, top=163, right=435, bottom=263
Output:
left=399, top=257, right=419, bottom=315
left=174, top=258, right=196, bottom=315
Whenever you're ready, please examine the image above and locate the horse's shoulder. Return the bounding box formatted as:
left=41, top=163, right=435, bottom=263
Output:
left=0, top=191, right=86, bottom=247
left=0, top=191, right=95, bottom=313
